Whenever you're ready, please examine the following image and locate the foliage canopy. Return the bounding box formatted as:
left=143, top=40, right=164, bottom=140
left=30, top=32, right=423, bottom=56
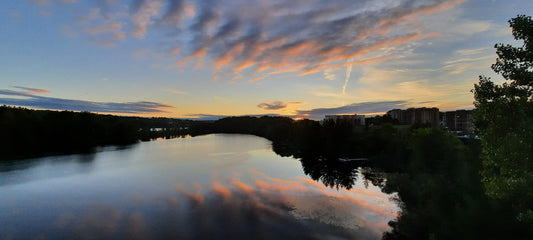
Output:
left=473, top=15, right=533, bottom=224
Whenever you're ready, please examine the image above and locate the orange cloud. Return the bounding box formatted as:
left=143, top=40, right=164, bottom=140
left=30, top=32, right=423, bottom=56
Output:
left=265, top=177, right=308, bottom=192
left=189, top=47, right=207, bottom=58
left=212, top=182, right=232, bottom=199
left=214, top=54, right=233, bottom=70
left=281, top=40, right=318, bottom=59
left=227, top=37, right=290, bottom=74
left=296, top=178, right=397, bottom=218
left=174, top=60, right=187, bottom=68
left=251, top=37, right=288, bottom=57
left=248, top=169, right=265, bottom=176
left=248, top=76, right=265, bottom=83
left=214, top=43, right=244, bottom=70
left=13, top=86, right=50, bottom=94
left=297, top=65, right=323, bottom=76
left=231, top=178, right=254, bottom=195
left=175, top=184, right=205, bottom=205
left=251, top=31, right=438, bottom=78
left=266, top=63, right=307, bottom=75
left=233, top=59, right=256, bottom=73
left=184, top=1, right=196, bottom=18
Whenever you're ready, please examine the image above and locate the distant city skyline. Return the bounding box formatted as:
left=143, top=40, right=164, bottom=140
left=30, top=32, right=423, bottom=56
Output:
left=2, top=0, right=532, bottom=120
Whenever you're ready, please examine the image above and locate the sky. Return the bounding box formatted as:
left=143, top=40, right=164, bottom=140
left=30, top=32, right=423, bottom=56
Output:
left=1, top=0, right=532, bottom=120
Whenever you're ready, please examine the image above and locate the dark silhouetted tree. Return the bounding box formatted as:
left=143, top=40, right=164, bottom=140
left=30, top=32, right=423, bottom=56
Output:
left=473, top=15, right=533, bottom=224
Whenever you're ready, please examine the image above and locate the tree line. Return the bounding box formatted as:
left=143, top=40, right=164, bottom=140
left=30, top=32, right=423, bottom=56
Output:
left=0, top=106, right=204, bottom=159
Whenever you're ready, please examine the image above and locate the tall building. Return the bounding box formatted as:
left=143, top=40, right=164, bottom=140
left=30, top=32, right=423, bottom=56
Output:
left=323, top=114, right=366, bottom=126
left=441, top=110, right=473, bottom=133
left=387, top=107, right=440, bottom=125
left=387, top=109, right=404, bottom=123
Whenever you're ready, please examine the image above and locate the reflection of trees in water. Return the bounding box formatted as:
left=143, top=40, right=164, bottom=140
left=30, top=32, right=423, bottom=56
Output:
left=0, top=152, right=102, bottom=186
left=378, top=129, right=532, bottom=240
left=359, top=167, right=387, bottom=189
left=276, top=126, right=533, bottom=239
left=299, top=155, right=362, bottom=190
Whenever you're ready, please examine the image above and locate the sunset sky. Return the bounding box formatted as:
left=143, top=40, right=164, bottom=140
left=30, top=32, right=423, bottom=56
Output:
left=1, top=0, right=532, bottom=120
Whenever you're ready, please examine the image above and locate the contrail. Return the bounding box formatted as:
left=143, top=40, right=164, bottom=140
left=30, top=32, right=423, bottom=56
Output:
left=342, top=59, right=353, bottom=95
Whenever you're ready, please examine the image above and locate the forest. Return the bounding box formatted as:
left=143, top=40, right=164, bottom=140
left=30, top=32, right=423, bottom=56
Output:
left=0, top=105, right=201, bottom=159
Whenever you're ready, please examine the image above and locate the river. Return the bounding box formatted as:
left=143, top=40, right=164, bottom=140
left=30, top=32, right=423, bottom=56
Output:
left=0, top=134, right=398, bottom=239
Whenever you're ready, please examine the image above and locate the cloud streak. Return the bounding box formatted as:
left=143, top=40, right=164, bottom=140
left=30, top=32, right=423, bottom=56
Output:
left=257, top=101, right=306, bottom=111
left=257, top=101, right=287, bottom=110
left=343, top=59, right=353, bottom=95
left=184, top=113, right=284, bottom=121
left=163, top=88, right=189, bottom=95
left=0, top=88, right=173, bottom=114
left=296, top=101, right=408, bottom=120
left=12, top=86, right=50, bottom=94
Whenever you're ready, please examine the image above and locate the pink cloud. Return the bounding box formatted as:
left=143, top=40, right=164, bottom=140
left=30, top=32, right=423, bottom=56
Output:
left=131, top=0, right=164, bottom=38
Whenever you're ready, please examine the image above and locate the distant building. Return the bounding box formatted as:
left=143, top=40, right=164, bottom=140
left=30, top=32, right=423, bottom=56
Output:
left=323, top=114, right=365, bottom=126
left=387, top=107, right=440, bottom=125
left=441, top=110, right=473, bottom=133
left=387, top=109, right=404, bottom=123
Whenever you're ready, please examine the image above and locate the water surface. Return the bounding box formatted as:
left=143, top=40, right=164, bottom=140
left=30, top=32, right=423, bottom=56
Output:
left=0, top=134, right=398, bottom=239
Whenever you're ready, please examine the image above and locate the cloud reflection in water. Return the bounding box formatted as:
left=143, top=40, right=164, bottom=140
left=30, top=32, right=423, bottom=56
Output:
left=49, top=170, right=397, bottom=240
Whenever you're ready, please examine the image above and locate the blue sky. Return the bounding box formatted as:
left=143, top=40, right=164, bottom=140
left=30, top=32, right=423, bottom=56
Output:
left=1, top=0, right=532, bottom=120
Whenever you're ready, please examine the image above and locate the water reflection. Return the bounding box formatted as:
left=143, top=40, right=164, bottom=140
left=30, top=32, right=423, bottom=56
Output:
left=0, top=145, right=136, bottom=187
left=299, top=155, right=367, bottom=190
left=43, top=170, right=396, bottom=240
left=0, top=134, right=398, bottom=239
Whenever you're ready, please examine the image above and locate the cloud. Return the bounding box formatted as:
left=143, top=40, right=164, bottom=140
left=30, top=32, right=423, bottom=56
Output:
left=83, top=21, right=126, bottom=45
left=84, top=22, right=122, bottom=35
left=257, top=101, right=306, bottom=111
left=61, top=0, right=464, bottom=78
left=12, top=86, right=50, bottom=94
left=0, top=88, right=173, bottom=114
left=454, top=47, right=491, bottom=56
left=343, top=59, right=354, bottom=95
left=131, top=0, right=164, bottom=38
left=73, top=5, right=129, bottom=46
left=184, top=114, right=229, bottom=121
left=163, top=88, right=188, bottom=95
left=160, top=0, right=186, bottom=26
left=184, top=113, right=284, bottom=121
left=248, top=76, right=265, bottom=83
left=257, top=101, right=287, bottom=110
left=323, top=69, right=336, bottom=81
left=442, top=46, right=495, bottom=75
left=296, top=101, right=408, bottom=120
